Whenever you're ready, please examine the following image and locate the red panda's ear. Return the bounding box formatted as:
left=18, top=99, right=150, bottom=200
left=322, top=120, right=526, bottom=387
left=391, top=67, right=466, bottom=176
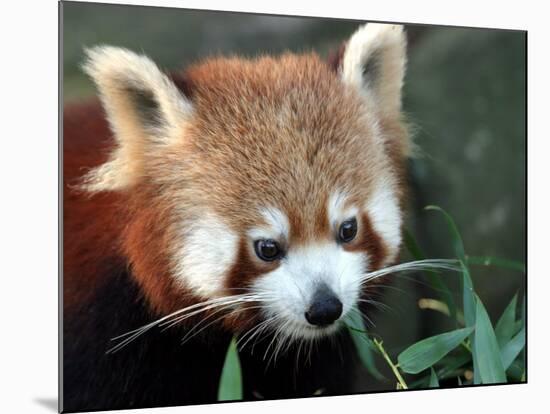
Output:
left=340, top=23, right=407, bottom=119
left=80, top=46, right=193, bottom=192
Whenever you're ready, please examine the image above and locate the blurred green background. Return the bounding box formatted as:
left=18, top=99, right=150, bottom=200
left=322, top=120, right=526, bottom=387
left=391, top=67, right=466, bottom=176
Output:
left=62, top=1, right=526, bottom=392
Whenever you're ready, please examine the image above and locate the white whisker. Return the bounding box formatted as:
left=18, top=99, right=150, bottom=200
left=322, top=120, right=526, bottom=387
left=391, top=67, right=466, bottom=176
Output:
left=107, top=293, right=264, bottom=354
left=237, top=316, right=276, bottom=351
left=181, top=304, right=265, bottom=346
left=360, top=259, right=460, bottom=285
left=160, top=295, right=261, bottom=330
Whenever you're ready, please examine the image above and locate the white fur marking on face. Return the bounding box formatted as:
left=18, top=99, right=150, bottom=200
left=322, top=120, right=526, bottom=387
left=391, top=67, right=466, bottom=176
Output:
left=251, top=243, right=366, bottom=340
left=328, top=190, right=358, bottom=227
left=366, top=181, right=402, bottom=263
left=174, top=212, right=238, bottom=297
left=248, top=207, right=290, bottom=241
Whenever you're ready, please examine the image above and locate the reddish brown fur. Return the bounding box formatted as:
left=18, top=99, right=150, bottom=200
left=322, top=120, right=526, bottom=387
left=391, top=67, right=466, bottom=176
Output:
left=63, top=102, right=126, bottom=312
left=163, top=53, right=396, bottom=239
left=64, top=103, right=198, bottom=316
left=327, top=42, right=347, bottom=73
left=65, top=51, right=406, bottom=322
left=345, top=212, right=388, bottom=271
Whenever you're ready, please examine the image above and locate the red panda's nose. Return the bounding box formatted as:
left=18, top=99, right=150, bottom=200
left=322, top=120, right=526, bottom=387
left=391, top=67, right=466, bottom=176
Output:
left=305, top=285, right=343, bottom=326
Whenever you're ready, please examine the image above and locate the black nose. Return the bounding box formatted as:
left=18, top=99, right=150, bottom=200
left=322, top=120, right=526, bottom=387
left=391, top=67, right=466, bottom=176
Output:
left=305, top=285, right=343, bottom=326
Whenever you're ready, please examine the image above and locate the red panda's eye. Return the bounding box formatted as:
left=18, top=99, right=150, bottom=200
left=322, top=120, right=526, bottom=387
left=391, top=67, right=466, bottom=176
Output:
left=339, top=218, right=358, bottom=243
left=254, top=239, right=283, bottom=262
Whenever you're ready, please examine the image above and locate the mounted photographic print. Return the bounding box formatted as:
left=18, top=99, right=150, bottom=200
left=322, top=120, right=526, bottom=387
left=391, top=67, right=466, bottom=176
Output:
left=61, top=1, right=526, bottom=412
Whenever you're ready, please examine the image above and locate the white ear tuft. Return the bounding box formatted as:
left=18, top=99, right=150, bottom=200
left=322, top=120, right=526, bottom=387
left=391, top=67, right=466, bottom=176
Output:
left=80, top=46, right=193, bottom=192
left=341, top=23, right=407, bottom=118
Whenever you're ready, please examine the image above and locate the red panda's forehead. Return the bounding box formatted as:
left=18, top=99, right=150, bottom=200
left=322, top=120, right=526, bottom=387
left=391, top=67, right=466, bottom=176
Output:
left=175, top=54, right=393, bottom=241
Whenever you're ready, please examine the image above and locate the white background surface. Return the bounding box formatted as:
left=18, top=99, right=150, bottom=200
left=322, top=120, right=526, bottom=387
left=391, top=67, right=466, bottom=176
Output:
left=0, top=0, right=546, bottom=413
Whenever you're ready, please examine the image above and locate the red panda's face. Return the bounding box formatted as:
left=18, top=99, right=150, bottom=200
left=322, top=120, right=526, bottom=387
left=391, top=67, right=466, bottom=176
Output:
left=82, top=24, right=408, bottom=342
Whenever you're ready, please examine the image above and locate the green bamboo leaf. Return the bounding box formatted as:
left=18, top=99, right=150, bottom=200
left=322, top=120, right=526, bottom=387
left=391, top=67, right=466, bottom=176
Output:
left=346, top=311, right=386, bottom=380
left=435, top=352, right=471, bottom=379
left=473, top=296, right=507, bottom=384
left=407, top=376, right=429, bottom=389
left=506, top=359, right=524, bottom=381
left=426, top=206, right=479, bottom=383
left=495, top=293, right=518, bottom=347
left=403, top=228, right=424, bottom=260
left=217, top=337, right=243, bottom=401
left=404, top=229, right=457, bottom=322
left=473, top=347, right=481, bottom=385
left=466, top=256, right=525, bottom=273
left=461, top=261, right=476, bottom=328
left=425, top=205, right=465, bottom=260
left=408, top=351, right=470, bottom=388
left=461, top=257, right=479, bottom=384
left=500, top=326, right=526, bottom=370
left=397, top=327, right=474, bottom=374
left=429, top=368, right=439, bottom=387
left=513, top=320, right=523, bottom=334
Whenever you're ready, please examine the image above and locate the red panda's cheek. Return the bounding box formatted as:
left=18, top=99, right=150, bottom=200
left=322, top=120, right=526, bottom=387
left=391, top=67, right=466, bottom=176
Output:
left=328, top=187, right=396, bottom=272
left=171, top=211, right=240, bottom=299
left=218, top=238, right=282, bottom=334
left=342, top=213, right=388, bottom=271
left=363, top=183, right=404, bottom=268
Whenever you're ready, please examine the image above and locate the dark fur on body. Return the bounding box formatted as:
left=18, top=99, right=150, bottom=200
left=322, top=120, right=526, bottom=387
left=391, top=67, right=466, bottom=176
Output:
left=63, top=263, right=360, bottom=412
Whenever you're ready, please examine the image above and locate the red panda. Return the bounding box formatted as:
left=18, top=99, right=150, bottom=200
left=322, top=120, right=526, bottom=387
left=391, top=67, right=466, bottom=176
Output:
left=63, top=23, right=410, bottom=412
